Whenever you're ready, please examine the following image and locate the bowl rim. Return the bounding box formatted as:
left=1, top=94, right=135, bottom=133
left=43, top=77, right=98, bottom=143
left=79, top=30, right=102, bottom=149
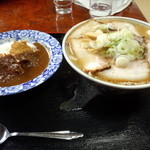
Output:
left=62, top=16, right=150, bottom=90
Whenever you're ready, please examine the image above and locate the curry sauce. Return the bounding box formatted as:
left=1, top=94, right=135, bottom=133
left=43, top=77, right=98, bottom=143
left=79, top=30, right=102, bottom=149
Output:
left=0, top=42, right=49, bottom=87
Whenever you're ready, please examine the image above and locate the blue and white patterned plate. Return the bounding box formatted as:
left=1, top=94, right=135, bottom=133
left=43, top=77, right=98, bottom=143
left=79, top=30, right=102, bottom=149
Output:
left=0, top=30, right=63, bottom=96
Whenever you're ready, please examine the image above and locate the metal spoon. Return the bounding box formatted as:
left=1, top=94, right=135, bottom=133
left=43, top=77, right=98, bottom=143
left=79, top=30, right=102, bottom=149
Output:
left=0, top=124, right=83, bottom=144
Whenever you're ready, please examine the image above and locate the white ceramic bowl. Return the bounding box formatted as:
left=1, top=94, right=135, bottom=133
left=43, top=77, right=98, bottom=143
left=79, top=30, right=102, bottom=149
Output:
left=62, top=16, right=150, bottom=90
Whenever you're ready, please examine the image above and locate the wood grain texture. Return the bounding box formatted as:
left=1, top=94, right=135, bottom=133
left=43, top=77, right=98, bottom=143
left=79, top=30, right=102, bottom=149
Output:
left=0, top=0, right=147, bottom=33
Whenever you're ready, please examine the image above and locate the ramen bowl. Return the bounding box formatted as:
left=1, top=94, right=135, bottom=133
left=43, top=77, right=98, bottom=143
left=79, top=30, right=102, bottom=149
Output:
left=62, top=16, right=150, bottom=90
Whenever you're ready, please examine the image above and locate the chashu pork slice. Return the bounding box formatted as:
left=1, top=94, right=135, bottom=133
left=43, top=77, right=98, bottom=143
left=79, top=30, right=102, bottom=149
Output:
left=145, top=39, right=150, bottom=64
left=97, top=60, right=150, bottom=82
left=110, top=22, right=140, bottom=36
left=68, top=38, right=110, bottom=72
left=68, top=19, right=102, bottom=39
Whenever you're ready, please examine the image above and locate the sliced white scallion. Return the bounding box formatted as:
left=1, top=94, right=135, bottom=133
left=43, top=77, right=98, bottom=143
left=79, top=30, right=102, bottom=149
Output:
left=115, top=55, right=130, bottom=68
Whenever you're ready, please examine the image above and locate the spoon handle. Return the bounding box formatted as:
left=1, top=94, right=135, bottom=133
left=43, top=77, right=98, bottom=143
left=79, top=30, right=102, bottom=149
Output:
left=10, top=130, right=83, bottom=140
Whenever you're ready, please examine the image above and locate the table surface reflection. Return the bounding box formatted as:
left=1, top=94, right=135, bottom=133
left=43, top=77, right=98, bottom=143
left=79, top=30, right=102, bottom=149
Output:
left=0, top=0, right=147, bottom=33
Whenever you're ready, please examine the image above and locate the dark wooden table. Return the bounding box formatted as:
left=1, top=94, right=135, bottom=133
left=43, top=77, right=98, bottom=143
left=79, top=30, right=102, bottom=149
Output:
left=0, top=1, right=150, bottom=150
left=0, top=0, right=147, bottom=33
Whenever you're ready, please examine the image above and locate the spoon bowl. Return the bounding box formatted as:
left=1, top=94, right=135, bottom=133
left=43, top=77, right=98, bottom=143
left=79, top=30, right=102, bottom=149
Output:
left=0, top=124, right=10, bottom=144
